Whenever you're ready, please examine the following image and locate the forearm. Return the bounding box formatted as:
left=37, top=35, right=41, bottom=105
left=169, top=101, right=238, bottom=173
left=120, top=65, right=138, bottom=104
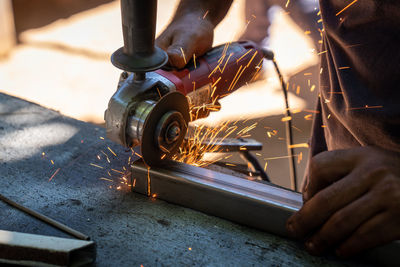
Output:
left=173, top=0, right=233, bottom=26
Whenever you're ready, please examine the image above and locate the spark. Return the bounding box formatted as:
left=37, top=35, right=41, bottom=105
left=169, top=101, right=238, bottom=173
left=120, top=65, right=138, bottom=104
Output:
left=147, top=167, right=151, bottom=196
left=212, top=77, right=221, bottom=88
left=281, top=116, right=292, bottom=122
left=347, top=105, right=383, bottom=111
left=156, top=87, right=162, bottom=98
left=180, top=47, right=187, bottom=65
left=291, top=125, right=302, bottom=132
left=288, top=143, right=309, bottom=149
left=336, top=0, right=358, bottom=16
left=304, top=114, right=313, bottom=120
left=90, top=163, right=104, bottom=169
left=100, top=177, right=113, bottom=182
left=101, top=151, right=111, bottom=163
left=221, top=52, right=233, bottom=73
left=99, top=136, right=104, bottom=140
left=297, top=152, right=303, bottom=164
left=236, top=49, right=253, bottom=63
left=264, top=154, right=299, bottom=161
left=202, top=10, right=209, bottom=19
left=111, top=168, right=123, bottom=174
left=228, top=65, right=247, bottom=91
left=208, top=61, right=223, bottom=78
left=339, top=66, right=350, bottom=70
left=49, top=168, right=60, bottom=182
left=193, top=54, right=196, bottom=69
left=285, top=0, right=290, bottom=8
left=246, top=51, right=259, bottom=68
left=107, top=147, right=117, bottom=157
left=296, top=85, right=300, bottom=95
left=188, top=247, right=192, bottom=251
left=266, top=129, right=278, bottom=138
left=50, top=160, right=54, bottom=165
left=303, top=109, right=320, bottom=113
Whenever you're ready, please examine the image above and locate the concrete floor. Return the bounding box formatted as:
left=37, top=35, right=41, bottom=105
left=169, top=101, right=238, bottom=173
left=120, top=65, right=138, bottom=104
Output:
left=0, top=2, right=397, bottom=266
left=0, top=92, right=367, bottom=266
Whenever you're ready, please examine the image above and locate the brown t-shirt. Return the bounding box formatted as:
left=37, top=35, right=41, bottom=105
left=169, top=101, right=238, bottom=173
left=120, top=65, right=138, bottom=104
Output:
left=310, top=0, right=400, bottom=157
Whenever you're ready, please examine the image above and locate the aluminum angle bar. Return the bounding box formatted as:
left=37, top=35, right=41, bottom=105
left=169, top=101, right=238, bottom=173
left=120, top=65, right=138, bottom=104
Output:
left=131, top=160, right=400, bottom=266
left=0, top=230, right=96, bottom=267
left=131, top=160, right=302, bottom=237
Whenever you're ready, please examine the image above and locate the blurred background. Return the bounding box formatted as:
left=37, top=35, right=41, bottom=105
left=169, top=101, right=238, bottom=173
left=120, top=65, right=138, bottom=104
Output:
left=0, top=0, right=320, bottom=189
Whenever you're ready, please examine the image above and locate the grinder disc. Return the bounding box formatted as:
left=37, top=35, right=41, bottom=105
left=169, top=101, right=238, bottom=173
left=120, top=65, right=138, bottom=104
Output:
left=141, top=92, right=190, bottom=166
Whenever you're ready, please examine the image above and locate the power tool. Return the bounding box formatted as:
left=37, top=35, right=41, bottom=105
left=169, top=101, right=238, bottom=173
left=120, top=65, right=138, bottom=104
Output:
left=105, top=0, right=264, bottom=166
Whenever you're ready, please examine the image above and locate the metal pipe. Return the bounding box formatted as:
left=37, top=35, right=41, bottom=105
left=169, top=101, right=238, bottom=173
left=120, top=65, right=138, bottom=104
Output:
left=131, top=160, right=302, bottom=237
left=0, top=194, right=90, bottom=241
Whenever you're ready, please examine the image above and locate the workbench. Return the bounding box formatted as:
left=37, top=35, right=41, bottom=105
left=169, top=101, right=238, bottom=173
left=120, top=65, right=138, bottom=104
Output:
left=0, top=93, right=367, bottom=266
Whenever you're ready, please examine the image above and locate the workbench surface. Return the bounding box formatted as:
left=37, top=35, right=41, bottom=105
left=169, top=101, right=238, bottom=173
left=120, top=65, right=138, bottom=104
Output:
left=0, top=93, right=366, bottom=266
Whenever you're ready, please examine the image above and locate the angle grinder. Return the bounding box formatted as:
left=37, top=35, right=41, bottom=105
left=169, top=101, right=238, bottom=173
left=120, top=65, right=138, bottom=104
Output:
left=105, top=0, right=264, bottom=166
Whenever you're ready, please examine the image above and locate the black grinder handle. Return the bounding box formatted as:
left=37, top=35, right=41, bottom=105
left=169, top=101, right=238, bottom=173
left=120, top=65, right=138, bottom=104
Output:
left=120, top=0, right=157, bottom=56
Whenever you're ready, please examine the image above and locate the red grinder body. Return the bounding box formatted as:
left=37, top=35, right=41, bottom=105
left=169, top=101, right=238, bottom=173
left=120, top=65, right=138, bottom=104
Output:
left=155, top=41, right=264, bottom=106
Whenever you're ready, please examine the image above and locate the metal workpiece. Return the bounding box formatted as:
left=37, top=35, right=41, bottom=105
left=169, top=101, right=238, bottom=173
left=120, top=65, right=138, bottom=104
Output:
left=131, top=160, right=302, bottom=237
left=111, top=0, right=168, bottom=72
left=0, top=230, right=95, bottom=267
left=131, top=160, right=400, bottom=266
left=194, top=137, right=263, bottom=152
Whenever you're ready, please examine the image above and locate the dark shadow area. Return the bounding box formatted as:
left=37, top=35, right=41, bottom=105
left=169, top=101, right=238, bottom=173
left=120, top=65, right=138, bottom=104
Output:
left=12, top=0, right=116, bottom=36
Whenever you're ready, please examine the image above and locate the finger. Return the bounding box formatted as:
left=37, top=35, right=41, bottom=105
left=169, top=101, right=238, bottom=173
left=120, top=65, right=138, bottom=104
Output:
left=305, top=191, right=383, bottom=255
left=304, top=149, right=359, bottom=201
left=336, top=212, right=400, bottom=258
left=167, top=43, right=189, bottom=69
left=287, top=168, right=373, bottom=239
left=167, top=30, right=207, bottom=68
